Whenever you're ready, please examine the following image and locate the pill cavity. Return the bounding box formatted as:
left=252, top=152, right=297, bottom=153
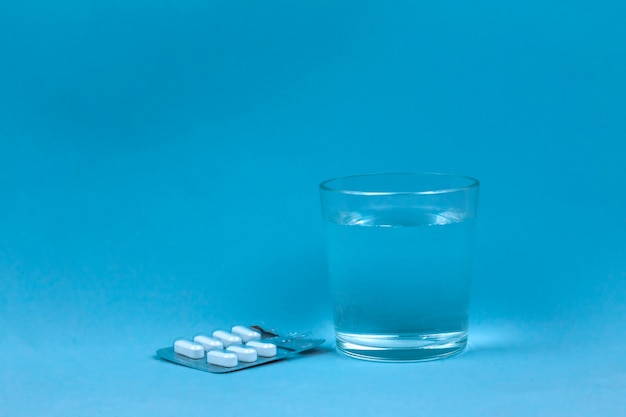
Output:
left=231, top=325, right=262, bottom=342
left=207, top=350, right=239, bottom=368
left=193, top=335, right=224, bottom=351
left=226, top=345, right=258, bottom=363
left=212, top=330, right=243, bottom=346
left=173, top=339, right=205, bottom=359
left=246, top=341, right=277, bottom=358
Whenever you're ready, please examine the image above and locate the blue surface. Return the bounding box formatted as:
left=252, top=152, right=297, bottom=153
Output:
left=1, top=1, right=625, bottom=415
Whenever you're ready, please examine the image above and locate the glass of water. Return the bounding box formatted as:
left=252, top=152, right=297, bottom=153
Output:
left=320, top=173, right=480, bottom=362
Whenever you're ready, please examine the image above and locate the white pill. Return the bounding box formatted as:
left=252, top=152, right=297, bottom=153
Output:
left=246, top=340, right=277, bottom=358
left=231, top=325, right=262, bottom=342
left=173, top=339, right=205, bottom=359
left=212, top=330, right=243, bottom=346
left=207, top=350, right=238, bottom=368
left=226, top=345, right=258, bottom=362
left=193, top=335, right=224, bottom=351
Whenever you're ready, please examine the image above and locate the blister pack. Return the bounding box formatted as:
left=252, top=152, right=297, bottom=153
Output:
left=157, top=325, right=325, bottom=373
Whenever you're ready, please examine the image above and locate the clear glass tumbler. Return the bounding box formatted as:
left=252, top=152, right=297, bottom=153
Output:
left=320, top=173, right=480, bottom=362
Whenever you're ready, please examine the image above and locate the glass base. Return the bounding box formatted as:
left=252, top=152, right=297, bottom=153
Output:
left=335, top=330, right=467, bottom=362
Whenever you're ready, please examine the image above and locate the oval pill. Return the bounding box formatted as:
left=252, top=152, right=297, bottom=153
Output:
left=246, top=340, right=277, bottom=358
left=173, top=339, right=205, bottom=359
left=226, top=345, right=258, bottom=362
left=207, top=350, right=238, bottom=368
left=231, top=325, right=262, bottom=342
left=193, top=335, right=224, bottom=351
left=212, top=330, right=243, bottom=346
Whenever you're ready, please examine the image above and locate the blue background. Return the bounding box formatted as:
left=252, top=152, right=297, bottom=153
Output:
left=1, top=1, right=625, bottom=415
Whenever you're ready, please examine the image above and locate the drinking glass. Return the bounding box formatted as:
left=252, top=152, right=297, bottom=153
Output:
left=320, top=172, right=480, bottom=361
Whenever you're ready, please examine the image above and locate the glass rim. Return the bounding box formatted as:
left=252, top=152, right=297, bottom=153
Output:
left=319, top=172, right=480, bottom=196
